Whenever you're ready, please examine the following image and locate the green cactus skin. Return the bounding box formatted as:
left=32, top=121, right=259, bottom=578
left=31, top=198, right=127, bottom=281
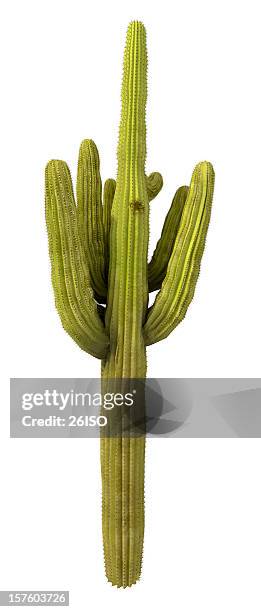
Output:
left=45, top=20, right=215, bottom=587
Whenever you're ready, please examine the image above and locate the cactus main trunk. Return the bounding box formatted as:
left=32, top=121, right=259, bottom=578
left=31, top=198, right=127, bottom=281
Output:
left=105, top=21, right=149, bottom=376
left=100, top=355, right=146, bottom=587
left=100, top=22, right=148, bottom=587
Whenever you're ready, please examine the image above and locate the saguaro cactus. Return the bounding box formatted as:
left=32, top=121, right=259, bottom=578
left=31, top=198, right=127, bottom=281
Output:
left=45, top=21, right=215, bottom=587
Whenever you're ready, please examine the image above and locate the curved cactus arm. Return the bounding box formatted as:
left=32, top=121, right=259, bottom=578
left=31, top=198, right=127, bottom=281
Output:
left=45, top=160, right=109, bottom=359
left=146, top=171, right=163, bottom=201
left=144, top=161, right=215, bottom=345
left=148, top=185, right=188, bottom=292
left=76, top=139, right=107, bottom=301
left=103, top=178, right=116, bottom=280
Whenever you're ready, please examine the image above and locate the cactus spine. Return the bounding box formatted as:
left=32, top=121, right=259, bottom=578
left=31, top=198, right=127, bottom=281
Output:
left=45, top=21, right=215, bottom=587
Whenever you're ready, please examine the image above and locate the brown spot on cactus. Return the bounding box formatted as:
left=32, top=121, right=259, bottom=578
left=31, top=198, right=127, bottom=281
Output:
left=130, top=201, right=144, bottom=211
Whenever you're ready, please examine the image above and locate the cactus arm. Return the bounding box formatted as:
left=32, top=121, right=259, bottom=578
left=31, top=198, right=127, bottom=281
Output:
left=148, top=185, right=188, bottom=291
left=76, top=139, right=107, bottom=301
left=146, top=171, right=163, bottom=201
left=144, top=161, right=215, bottom=345
left=45, top=160, right=109, bottom=359
left=103, top=178, right=116, bottom=280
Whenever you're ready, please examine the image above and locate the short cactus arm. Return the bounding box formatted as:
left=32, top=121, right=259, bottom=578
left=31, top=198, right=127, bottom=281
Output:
left=103, top=178, right=116, bottom=279
left=144, top=161, right=215, bottom=345
left=146, top=171, right=163, bottom=201
left=76, top=139, right=107, bottom=301
left=148, top=185, right=188, bottom=291
left=45, top=160, right=109, bottom=359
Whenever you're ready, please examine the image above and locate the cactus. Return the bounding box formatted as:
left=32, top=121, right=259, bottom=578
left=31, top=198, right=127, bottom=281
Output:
left=45, top=20, right=215, bottom=588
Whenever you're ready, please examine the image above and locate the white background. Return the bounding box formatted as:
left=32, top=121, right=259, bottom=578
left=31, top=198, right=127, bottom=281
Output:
left=1, top=0, right=261, bottom=610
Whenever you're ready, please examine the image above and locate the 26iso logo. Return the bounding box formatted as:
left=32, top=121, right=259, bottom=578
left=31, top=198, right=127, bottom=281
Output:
left=68, top=415, right=107, bottom=427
